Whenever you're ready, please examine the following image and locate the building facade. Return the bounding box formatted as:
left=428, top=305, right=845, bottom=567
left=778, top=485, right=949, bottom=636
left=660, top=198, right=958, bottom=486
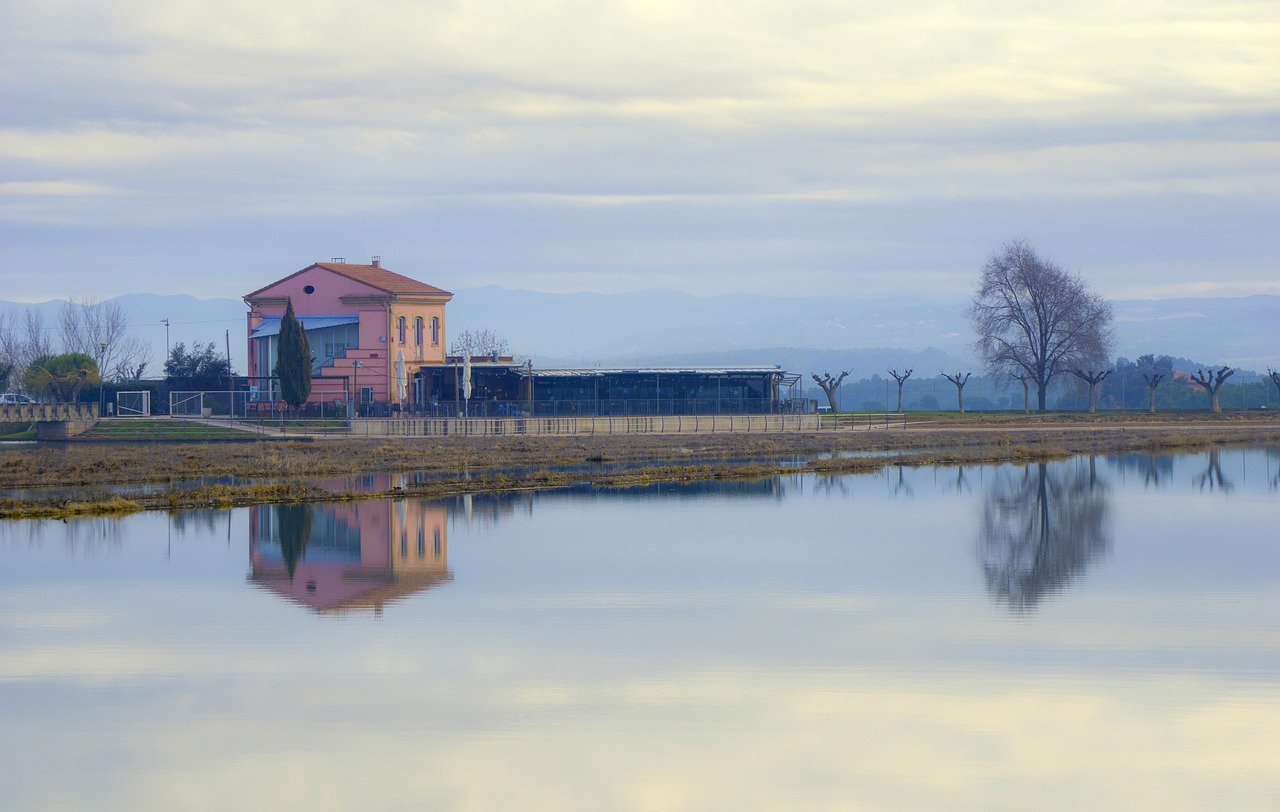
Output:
left=244, top=259, right=451, bottom=410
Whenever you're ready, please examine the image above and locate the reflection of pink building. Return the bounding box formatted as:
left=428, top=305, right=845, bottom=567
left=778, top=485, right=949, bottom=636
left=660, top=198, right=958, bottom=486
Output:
left=249, top=489, right=451, bottom=613
left=244, top=259, right=452, bottom=408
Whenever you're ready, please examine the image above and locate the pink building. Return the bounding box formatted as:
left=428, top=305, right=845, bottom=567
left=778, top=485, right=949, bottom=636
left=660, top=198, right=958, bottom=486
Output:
left=244, top=259, right=452, bottom=410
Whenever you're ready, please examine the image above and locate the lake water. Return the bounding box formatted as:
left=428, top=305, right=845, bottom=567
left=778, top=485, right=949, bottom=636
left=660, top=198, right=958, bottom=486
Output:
left=2, top=449, right=1278, bottom=811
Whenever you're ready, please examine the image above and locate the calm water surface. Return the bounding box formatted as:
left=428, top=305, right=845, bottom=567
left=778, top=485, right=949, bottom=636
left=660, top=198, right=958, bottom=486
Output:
left=2, top=449, right=1278, bottom=811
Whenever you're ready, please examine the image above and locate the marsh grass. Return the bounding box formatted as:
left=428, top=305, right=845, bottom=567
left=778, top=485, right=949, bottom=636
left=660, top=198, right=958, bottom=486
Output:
left=2, top=413, right=1277, bottom=518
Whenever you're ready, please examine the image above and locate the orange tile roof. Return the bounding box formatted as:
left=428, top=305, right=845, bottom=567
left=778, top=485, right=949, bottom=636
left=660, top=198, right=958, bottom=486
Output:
left=244, top=262, right=452, bottom=300
left=313, top=262, right=452, bottom=297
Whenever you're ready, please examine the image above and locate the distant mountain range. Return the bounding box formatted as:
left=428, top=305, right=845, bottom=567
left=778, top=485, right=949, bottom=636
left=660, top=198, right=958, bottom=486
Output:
left=2, top=289, right=1276, bottom=379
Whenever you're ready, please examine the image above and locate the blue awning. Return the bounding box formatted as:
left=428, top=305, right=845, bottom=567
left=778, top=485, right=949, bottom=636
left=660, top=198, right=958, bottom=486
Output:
left=251, top=315, right=360, bottom=338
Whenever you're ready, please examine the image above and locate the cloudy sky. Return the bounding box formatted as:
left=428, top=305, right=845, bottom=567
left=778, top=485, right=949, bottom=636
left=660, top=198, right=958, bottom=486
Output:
left=3, top=0, right=1276, bottom=303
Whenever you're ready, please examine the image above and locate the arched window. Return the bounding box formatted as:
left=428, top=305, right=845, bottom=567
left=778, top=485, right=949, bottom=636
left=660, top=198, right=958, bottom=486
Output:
left=431, top=316, right=440, bottom=345
left=414, top=316, right=424, bottom=345
left=397, top=316, right=406, bottom=344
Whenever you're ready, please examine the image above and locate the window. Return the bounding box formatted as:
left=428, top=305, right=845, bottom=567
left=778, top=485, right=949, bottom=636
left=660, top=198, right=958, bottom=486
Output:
left=431, top=316, right=440, bottom=345
left=360, top=386, right=374, bottom=404
left=414, top=316, right=424, bottom=346
left=398, top=316, right=406, bottom=344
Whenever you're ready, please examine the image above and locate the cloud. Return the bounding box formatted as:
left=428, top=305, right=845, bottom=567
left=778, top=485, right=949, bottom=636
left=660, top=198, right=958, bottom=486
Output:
left=1, top=0, right=1276, bottom=297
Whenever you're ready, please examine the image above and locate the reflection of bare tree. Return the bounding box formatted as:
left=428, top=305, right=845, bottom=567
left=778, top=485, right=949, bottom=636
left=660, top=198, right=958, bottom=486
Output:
left=889, top=465, right=913, bottom=498
left=813, top=475, right=849, bottom=497
left=169, top=509, right=223, bottom=536
left=1194, top=447, right=1233, bottom=493
left=1106, top=453, right=1173, bottom=488
left=978, top=458, right=1111, bottom=612
left=951, top=466, right=970, bottom=494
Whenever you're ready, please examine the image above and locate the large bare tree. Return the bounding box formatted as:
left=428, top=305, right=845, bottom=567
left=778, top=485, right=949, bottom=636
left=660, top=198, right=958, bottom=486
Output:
left=968, top=240, right=1113, bottom=411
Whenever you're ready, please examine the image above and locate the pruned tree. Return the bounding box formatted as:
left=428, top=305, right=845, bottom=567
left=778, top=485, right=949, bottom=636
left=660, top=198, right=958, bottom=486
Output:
left=276, top=299, right=312, bottom=410
left=811, top=371, right=849, bottom=412
left=1188, top=366, right=1234, bottom=413
left=968, top=240, right=1114, bottom=411
left=887, top=368, right=912, bottom=413
left=942, top=371, right=971, bottom=413
left=1010, top=371, right=1032, bottom=414
left=58, top=298, right=149, bottom=382
left=22, top=353, right=99, bottom=402
left=1069, top=368, right=1112, bottom=414
left=1141, top=370, right=1165, bottom=414
left=1268, top=369, right=1280, bottom=404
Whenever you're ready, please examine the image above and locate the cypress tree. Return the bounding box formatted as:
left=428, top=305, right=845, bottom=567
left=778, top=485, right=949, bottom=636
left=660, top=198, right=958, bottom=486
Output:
left=276, top=298, right=312, bottom=409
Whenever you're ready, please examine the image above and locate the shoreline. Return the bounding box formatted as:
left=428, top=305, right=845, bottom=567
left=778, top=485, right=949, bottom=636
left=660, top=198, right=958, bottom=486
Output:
left=3, top=413, right=1278, bottom=519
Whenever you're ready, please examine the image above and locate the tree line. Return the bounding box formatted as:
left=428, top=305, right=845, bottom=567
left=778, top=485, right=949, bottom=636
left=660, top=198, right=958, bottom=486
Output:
left=0, top=298, right=234, bottom=404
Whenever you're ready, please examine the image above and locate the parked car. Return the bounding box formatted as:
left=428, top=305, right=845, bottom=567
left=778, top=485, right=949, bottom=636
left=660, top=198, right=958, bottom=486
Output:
left=0, top=393, right=35, bottom=405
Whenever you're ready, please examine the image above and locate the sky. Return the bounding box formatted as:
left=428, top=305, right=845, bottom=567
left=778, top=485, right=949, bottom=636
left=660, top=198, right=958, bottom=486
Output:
left=2, top=0, right=1277, bottom=303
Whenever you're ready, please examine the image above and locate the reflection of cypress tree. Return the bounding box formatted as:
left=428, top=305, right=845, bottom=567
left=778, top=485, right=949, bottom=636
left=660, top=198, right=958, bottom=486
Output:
left=977, top=458, right=1111, bottom=612
left=277, top=503, right=313, bottom=579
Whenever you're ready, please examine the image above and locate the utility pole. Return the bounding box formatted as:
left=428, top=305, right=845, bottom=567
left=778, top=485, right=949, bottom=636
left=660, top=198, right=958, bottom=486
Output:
left=162, top=318, right=170, bottom=366
left=225, top=329, right=232, bottom=421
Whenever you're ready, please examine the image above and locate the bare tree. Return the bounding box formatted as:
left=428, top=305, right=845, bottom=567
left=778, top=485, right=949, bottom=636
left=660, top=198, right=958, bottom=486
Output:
left=811, top=371, right=849, bottom=412
left=1069, top=368, right=1112, bottom=413
left=449, top=328, right=510, bottom=360
left=1010, top=371, right=1032, bottom=414
left=0, top=308, right=54, bottom=394
left=58, top=298, right=150, bottom=382
left=1268, top=369, right=1280, bottom=404
left=887, top=368, right=912, bottom=412
left=20, top=309, right=54, bottom=370
left=942, top=371, right=971, bottom=413
left=1141, top=370, right=1165, bottom=414
left=1188, top=366, right=1234, bottom=413
left=969, top=240, right=1113, bottom=411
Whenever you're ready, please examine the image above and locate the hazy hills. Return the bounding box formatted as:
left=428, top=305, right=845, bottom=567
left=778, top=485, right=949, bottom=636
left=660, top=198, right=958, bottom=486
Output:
left=2, top=289, right=1276, bottom=379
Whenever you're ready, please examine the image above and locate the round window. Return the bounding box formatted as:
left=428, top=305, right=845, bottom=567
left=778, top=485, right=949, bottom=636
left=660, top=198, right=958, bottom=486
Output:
left=303, top=284, right=315, bottom=294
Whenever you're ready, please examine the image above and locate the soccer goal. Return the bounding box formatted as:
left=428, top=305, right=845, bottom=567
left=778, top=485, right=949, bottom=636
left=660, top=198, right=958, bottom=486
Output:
left=116, top=390, right=151, bottom=418
left=169, top=391, right=205, bottom=418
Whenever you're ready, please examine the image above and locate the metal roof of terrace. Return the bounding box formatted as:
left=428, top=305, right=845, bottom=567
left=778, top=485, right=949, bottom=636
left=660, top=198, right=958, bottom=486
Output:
left=250, top=315, right=360, bottom=338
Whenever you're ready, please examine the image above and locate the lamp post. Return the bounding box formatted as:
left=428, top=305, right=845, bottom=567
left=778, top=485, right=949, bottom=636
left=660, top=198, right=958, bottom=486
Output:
left=351, top=360, right=362, bottom=418
left=98, top=342, right=107, bottom=418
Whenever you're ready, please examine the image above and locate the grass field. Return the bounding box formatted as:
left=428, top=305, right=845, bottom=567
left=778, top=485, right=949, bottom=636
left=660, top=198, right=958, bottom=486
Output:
left=2, top=412, right=1278, bottom=518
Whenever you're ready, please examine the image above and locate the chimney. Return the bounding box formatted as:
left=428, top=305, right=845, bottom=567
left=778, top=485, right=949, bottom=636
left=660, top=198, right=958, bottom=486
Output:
left=371, top=256, right=381, bottom=268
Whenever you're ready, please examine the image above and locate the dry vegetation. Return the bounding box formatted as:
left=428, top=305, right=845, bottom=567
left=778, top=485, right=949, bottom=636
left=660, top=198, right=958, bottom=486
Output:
left=2, top=412, right=1278, bottom=518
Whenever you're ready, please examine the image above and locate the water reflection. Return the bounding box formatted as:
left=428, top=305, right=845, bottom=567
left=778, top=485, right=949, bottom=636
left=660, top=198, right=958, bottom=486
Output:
left=978, top=457, right=1111, bottom=613
left=249, top=497, right=451, bottom=614
left=1107, top=453, right=1174, bottom=487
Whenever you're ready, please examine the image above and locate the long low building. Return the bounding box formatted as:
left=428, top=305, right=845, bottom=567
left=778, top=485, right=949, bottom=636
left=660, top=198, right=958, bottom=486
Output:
left=416, top=362, right=802, bottom=416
